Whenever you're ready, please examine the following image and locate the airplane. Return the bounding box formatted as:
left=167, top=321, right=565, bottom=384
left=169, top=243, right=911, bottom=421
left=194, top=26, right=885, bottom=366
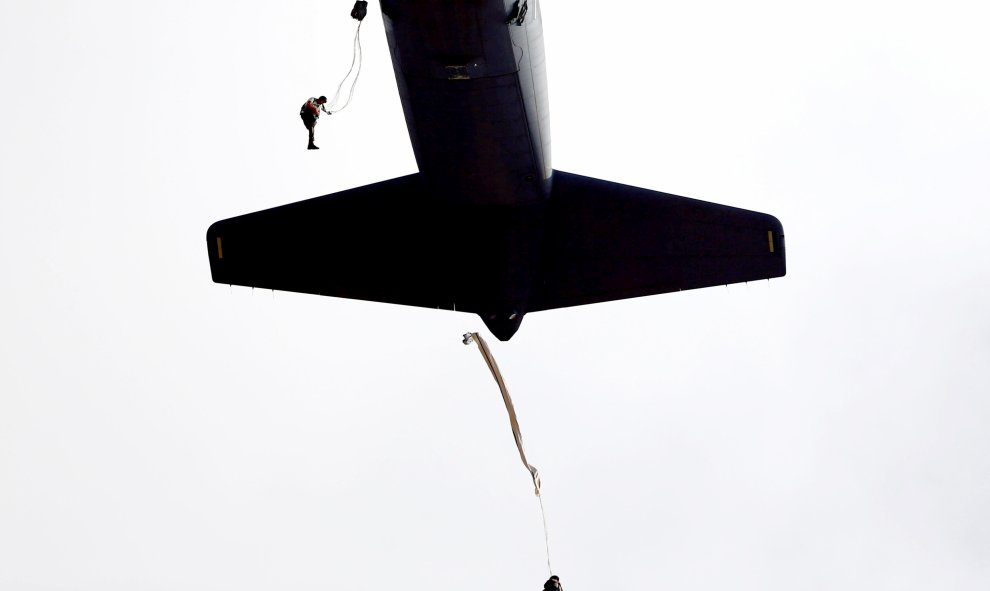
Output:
left=206, top=0, right=786, bottom=341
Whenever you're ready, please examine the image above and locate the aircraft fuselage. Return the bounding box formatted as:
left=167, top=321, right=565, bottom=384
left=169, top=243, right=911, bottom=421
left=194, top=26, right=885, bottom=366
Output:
left=380, top=0, right=552, bottom=337
left=382, top=0, right=552, bottom=205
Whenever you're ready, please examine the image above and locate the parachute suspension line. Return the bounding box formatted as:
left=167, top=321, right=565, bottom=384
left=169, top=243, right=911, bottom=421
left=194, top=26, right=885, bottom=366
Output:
left=538, top=492, right=553, bottom=576
left=462, top=332, right=554, bottom=576
left=328, top=20, right=363, bottom=114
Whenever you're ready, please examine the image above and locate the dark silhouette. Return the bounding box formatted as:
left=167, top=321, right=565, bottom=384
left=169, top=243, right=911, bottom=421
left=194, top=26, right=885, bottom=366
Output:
left=208, top=1, right=786, bottom=341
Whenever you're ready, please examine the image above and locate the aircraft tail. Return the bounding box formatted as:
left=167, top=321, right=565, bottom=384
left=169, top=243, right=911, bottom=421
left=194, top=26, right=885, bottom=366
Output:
left=207, top=171, right=785, bottom=340
left=207, top=173, right=541, bottom=339
left=208, top=173, right=465, bottom=312
left=529, top=171, right=786, bottom=312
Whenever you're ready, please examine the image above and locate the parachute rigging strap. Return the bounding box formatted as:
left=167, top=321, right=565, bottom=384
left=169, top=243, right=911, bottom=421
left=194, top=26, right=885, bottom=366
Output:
left=463, top=332, right=553, bottom=576
left=463, top=332, right=541, bottom=495
left=328, top=20, right=363, bottom=114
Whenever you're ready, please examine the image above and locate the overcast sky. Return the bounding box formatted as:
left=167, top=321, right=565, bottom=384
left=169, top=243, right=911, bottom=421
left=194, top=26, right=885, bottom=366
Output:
left=2, top=1, right=989, bottom=590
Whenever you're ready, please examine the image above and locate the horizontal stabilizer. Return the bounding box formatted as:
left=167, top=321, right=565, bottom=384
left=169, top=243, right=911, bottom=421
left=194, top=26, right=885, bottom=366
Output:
left=529, top=171, right=786, bottom=311
left=207, top=173, right=543, bottom=335
left=208, top=174, right=460, bottom=311
left=207, top=171, right=785, bottom=339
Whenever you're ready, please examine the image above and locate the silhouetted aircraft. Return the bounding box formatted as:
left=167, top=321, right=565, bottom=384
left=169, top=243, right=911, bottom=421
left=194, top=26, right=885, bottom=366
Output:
left=206, top=0, right=785, bottom=340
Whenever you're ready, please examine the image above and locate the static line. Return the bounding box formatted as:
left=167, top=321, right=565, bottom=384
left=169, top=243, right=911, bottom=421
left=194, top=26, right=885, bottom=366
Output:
left=463, top=331, right=553, bottom=574
left=539, top=492, right=553, bottom=575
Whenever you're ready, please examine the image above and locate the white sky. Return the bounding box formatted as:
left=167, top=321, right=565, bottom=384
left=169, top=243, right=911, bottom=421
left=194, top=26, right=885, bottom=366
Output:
left=2, top=1, right=989, bottom=590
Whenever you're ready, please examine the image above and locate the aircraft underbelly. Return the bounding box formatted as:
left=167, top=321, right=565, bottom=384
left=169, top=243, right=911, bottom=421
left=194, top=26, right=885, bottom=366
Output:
left=382, top=0, right=551, bottom=206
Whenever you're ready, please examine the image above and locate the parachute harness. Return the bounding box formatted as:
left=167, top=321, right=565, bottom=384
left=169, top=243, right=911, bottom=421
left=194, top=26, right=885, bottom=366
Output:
left=463, top=332, right=554, bottom=576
